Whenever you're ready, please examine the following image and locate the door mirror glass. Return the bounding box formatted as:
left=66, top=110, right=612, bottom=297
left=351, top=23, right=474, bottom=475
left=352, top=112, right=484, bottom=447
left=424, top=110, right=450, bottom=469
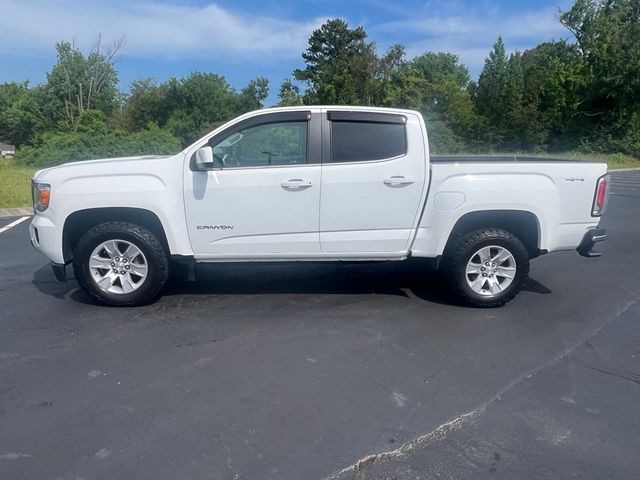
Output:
left=195, top=146, right=215, bottom=170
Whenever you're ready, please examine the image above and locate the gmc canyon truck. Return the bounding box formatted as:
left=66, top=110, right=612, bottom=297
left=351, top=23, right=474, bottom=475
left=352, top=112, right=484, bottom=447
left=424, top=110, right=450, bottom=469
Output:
left=29, top=107, right=609, bottom=307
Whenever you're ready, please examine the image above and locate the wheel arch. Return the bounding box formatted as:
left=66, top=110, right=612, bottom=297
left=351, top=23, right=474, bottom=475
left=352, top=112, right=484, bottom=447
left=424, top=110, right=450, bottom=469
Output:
left=62, top=207, right=171, bottom=263
left=443, top=210, right=542, bottom=258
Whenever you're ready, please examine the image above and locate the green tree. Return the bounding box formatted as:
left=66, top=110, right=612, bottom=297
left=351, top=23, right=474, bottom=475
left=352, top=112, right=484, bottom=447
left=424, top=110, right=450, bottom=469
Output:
left=372, top=44, right=409, bottom=106
left=44, top=37, right=123, bottom=130
left=123, top=73, right=270, bottom=145
left=474, top=38, right=549, bottom=151
left=163, top=73, right=239, bottom=144
left=294, top=19, right=376, bottom=104
left=520, top=41, right=586, bottom=150
left=124, top=77, right=165, bottom=132
left=475, top=37, right=509, bottom=148
left=277, top=79, right=303, bottom=106
left=15, top=112, right=180, bottom=168
left=560, top=0, right=640, bottom=155
left=411, top=52, right=470, bottom=88
left=0, top=82, right=42, bottom=147
left=239, top=77, right=269, bottom=111
left=403, top=52, right=479, bottom=152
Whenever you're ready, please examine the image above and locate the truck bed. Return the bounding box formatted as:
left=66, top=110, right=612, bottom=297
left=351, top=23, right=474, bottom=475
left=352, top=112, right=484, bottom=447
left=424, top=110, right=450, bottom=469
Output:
left=408, top=157, right=608, bottom=258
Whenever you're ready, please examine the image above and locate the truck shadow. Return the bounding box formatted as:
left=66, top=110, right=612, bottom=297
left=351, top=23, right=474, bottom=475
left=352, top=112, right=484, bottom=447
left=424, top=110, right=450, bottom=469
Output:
left=163, top=259, right=452, bottom=303
left=161, top=259, right=552, bottom=306
left=32, top=264, right=78, bottom=300
left=32, top=260, right=552, bottom=308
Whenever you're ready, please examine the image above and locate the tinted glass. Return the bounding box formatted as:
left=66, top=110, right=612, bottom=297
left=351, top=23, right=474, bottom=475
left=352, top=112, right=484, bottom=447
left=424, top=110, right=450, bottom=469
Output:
left=331, top=121, right=406, bottom=162
left=212, top=121, right=307, bottom=168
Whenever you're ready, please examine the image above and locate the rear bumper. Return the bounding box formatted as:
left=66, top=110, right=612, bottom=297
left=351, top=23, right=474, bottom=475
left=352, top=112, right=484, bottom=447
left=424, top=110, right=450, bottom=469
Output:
left=577, top=228, right=606, bottom=258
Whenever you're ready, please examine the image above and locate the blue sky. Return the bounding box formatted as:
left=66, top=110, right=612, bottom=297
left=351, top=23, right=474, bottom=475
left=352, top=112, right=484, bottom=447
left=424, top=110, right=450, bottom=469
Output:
left=0, top=0, right=575, bottom=104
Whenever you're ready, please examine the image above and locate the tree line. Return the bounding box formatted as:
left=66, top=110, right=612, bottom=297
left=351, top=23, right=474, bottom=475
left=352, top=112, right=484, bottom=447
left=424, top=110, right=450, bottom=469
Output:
left=1, top=0, right=638, bottom=167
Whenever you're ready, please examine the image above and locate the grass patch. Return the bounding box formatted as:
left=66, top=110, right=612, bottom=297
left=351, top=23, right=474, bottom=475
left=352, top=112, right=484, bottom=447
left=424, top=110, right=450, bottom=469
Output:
left=0, top=159, right=36, bottom=209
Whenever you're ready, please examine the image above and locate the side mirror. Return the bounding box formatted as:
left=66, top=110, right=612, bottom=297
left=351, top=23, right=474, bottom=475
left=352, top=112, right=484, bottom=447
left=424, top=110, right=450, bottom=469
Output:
left=194, top=146, right=214, bottom=170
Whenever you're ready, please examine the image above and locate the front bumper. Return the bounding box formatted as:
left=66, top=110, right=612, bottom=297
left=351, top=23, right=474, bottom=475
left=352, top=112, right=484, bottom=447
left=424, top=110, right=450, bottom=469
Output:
left=29, top=214, right=65, bottom=264
left=51, top=262, right=68, bottom=282
left=577, top=227, right=606, bottom=258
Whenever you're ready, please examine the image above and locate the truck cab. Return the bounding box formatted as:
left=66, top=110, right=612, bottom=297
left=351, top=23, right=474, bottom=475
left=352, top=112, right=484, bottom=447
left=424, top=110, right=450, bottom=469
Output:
left=185, top=108, right=428, bottom=258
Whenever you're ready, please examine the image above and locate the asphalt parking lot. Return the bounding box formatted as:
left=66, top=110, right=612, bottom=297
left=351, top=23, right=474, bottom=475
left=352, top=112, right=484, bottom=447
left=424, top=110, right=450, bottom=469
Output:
left=1, top=170, right=639, bottom=480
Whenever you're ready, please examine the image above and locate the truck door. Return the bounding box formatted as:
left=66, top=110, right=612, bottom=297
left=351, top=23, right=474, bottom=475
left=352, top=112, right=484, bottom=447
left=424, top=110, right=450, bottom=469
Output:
left=184, top=111, right=322, bottom=258
left=319, top=110, right=428, bottom=254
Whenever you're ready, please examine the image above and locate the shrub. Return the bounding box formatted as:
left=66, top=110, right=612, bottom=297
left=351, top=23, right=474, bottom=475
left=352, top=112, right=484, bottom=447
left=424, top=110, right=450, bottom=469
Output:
left=15, top=117, right=182, bottom=167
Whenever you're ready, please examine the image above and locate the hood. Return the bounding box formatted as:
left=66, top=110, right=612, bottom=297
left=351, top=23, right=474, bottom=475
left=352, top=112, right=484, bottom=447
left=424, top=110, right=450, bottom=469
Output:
left=33, top=154, right=174, bottom=182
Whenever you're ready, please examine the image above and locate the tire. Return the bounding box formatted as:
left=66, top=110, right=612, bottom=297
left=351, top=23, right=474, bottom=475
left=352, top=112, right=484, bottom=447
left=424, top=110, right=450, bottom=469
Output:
left=442, top=228, right=529, bottom=307
left=73, top=222, right=169, bottom=306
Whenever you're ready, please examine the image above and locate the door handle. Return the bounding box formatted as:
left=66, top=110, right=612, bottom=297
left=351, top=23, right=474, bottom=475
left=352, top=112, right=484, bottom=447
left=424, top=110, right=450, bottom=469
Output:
left=281, top=179, right=313, bottom=190
left=383, top=176, right=414, bottom=186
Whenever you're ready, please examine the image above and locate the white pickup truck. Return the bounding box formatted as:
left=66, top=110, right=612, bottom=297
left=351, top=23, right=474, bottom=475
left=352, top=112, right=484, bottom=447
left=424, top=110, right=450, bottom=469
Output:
left=29, top=106, right=609, bottom=307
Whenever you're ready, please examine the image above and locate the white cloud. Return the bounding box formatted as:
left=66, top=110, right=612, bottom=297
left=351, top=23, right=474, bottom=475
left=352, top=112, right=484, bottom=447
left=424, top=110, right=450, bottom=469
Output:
left=375, top=8, right=565, bottom=40
left=371, top=5, right=571, bottom=74
left=0, top=0, right=325, bottom=60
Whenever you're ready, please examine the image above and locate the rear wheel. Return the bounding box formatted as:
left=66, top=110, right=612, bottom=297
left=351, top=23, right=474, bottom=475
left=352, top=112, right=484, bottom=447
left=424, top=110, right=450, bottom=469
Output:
left=443, top=228, right=529, bottom=307
left=73, top=222, right=169, bottom=306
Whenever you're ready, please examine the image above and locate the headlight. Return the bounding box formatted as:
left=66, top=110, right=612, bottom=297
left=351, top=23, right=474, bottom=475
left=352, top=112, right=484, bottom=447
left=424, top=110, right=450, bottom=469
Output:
left=32, top=182, right=51, bottom=212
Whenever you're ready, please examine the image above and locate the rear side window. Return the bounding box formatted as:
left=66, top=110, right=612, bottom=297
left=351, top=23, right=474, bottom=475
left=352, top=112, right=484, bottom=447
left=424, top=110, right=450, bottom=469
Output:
left=330, top=121, right=406, bottom=163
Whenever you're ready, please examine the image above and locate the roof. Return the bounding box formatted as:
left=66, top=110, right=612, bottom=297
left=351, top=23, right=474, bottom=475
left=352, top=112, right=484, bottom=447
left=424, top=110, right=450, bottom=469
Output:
left=263, top=105, right=420, bottom=115
left=0, top=143, right=16, bottom=150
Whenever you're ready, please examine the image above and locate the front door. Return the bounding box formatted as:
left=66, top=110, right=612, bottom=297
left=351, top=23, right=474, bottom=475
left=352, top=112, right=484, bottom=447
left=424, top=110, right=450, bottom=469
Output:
left=184, top=111, right=322, bottom=258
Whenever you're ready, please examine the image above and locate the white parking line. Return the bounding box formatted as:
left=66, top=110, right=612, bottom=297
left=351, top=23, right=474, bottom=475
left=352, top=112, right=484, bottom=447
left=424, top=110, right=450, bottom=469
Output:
left=0, top=216, right=30, bottom=235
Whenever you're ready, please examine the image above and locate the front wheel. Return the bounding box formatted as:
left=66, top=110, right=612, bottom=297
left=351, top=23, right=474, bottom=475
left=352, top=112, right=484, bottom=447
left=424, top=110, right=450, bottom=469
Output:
left=443, top=228, right=530, bottom=307
left=73, top=222, right=169, bottom=306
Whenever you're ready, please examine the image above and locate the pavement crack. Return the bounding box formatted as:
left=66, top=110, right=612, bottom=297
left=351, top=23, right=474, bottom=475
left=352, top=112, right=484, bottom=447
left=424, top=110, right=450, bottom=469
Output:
left=328, top=409, right=482, bottom=479
left=325, top=296, right=638, bottom=479
left=569, top=358, right=640, bottom=386
left=175, top=338, right=219, bottom=348
left=0, top=452, right=32, bottom=460
left=213, top=434, right=240, bottom=480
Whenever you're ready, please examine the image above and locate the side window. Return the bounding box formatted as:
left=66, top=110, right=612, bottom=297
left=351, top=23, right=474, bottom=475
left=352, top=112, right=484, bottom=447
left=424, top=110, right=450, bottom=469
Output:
left=330, top=121, right=406, bottom=163
left=212, top=121, right=308, bottom=168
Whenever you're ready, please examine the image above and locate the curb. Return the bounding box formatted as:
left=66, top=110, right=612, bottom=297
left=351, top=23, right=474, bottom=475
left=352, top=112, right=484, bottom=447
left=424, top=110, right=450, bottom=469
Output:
left=0, top=207, right=32, bottom=218
left=609, top=167, right=640, bottom=172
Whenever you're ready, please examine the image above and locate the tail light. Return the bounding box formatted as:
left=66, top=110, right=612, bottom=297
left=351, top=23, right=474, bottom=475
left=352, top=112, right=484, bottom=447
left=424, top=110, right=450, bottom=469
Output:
left=591, top=174, right=609, bottom=217
left=32, top=182, right=51, bottom=212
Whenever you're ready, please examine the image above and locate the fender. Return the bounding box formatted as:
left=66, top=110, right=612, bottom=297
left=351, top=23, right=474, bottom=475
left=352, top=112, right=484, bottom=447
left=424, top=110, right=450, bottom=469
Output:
left=412, top=170, right=553, bottom=257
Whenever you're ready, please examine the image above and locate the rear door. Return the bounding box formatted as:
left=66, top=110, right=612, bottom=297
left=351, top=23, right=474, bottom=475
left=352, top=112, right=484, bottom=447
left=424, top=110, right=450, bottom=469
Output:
left=319, top=110, right=428, bottom=254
